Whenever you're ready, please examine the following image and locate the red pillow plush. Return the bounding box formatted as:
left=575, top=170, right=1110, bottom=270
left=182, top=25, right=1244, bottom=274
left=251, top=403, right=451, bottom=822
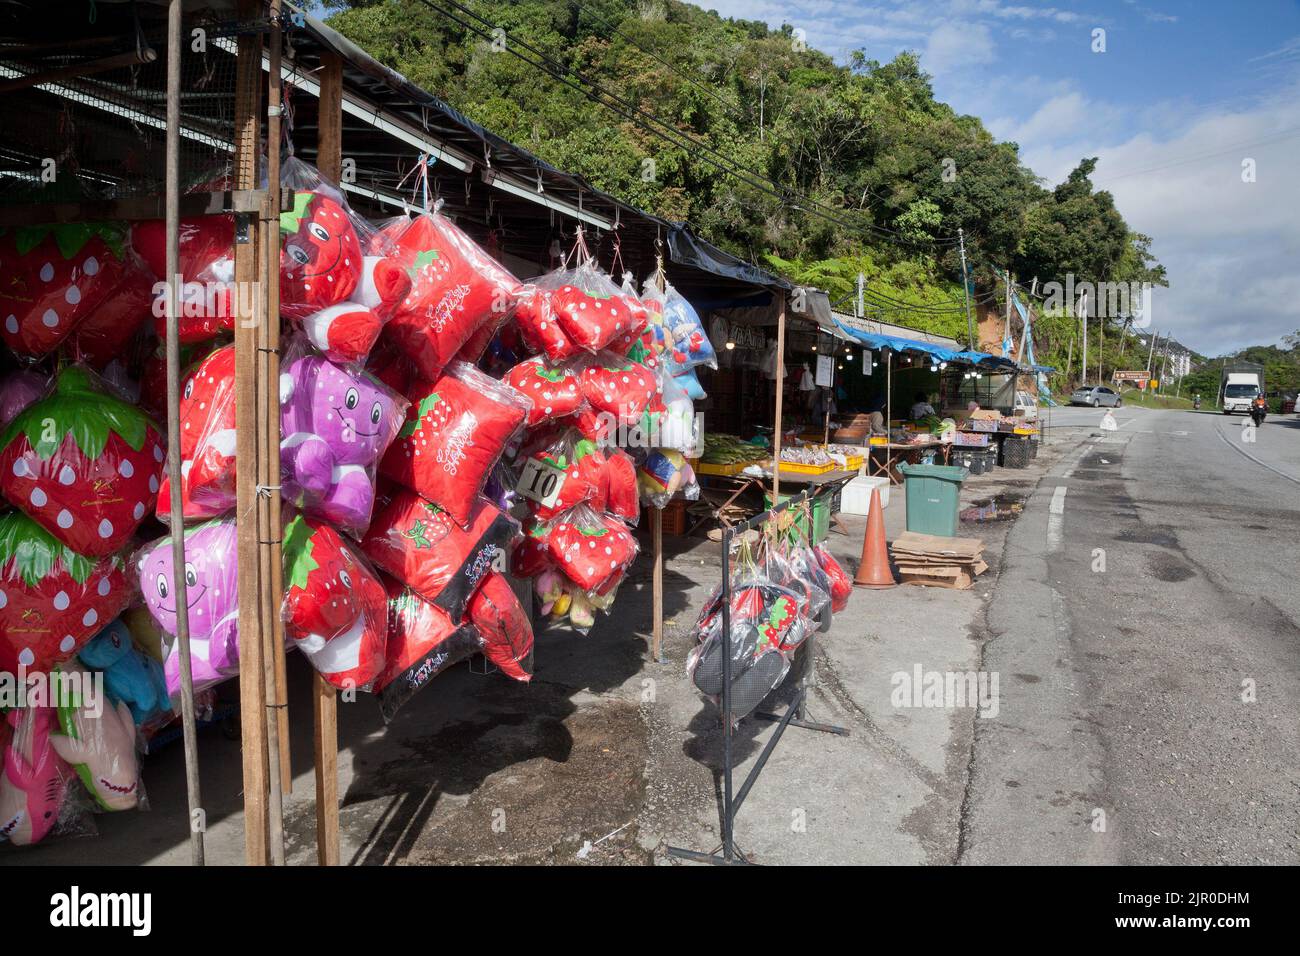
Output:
left=504, top=356, right=585, bottom=426
left=548, top=271, right=635, bottom=353
left=384, top=212, right=521, bottom=382
left=279, top=190, right=363, bottom=320
left=376, top=578, right=484, bottom=721
left=604, top=448, right=640, bottom=523
left=69, top=261, right=154, bottom=369
left=157, top=344, right=237, bottom=521
left=379, top=362, right=530, bottom=527
left=547, top=506, right=639, bottom=592
left=0, top=510, right=130, bottom=677
left=580, top=354, right=657, bottom=425
left=0, top=366, right=164, bottom=557
left=467, top=571, right=533, bottom=682
left=361, top=485, right=519, bottom=624
left=0, top=223, right=132, bottom=359
left=281, top=515, right=388, bottom=691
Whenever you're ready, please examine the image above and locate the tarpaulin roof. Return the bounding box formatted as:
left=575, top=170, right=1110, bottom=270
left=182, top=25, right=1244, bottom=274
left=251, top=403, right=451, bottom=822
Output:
left=833, top=318, right=1015, bottom=368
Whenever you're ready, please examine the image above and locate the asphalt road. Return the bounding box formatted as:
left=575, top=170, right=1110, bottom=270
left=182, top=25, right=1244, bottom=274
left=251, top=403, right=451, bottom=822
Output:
left=963, top=405, right=1300, bottom=864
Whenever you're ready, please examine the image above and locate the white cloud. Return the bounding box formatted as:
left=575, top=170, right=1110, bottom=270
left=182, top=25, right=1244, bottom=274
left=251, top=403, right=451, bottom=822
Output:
left=924, top=21, right=996, bottom=72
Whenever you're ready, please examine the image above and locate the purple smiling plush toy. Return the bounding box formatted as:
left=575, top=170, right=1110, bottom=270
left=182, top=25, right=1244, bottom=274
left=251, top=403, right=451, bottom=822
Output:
left=279, top=352, right=406, bottom=536
left=136, top=518, right=239, bottom=697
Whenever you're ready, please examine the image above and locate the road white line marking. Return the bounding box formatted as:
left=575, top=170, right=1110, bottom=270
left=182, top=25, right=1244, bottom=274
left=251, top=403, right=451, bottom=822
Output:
left=1047, top=486, right=1067, bottom=551
left=1214, top=421, right=1300, bottom=485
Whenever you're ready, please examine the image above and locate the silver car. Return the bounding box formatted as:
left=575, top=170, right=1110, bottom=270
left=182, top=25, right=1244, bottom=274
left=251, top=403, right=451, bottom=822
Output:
left=1069, top=385, right=1122, bottom=408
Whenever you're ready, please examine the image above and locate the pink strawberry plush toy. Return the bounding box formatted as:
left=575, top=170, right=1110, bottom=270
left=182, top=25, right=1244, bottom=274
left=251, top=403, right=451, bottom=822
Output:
left=279, top=191, right=363, bottom=321
left=279, top=352, right=407, bottom=536
left=0, top=365, right=164, bottom=557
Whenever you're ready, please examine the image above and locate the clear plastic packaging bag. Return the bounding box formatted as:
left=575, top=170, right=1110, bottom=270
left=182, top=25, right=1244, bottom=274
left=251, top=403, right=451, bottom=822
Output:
left=813, top=543, right=852, bottom=613
left=282, top=514, right=388, bottom=692
left=516, top=428, right=604, bottom=521
left=69, top=257, right=155, bottom=370
left=655, top=281, right=717, bottom=371
left=546, top=502, right=639, bottom=594
left=578, top=351, right=658, bottom=426
left=375, top=577, right=485, bottom=721
left=0, top=510, right=131, bottom=678
left=53, top=661, right=143, bottom=812
left=602, top=448, right=640, bottom=525
left=0, top=704, right=75, bottom=845
left=378, top=360, right=531, bottom=528
left=158, top=342, right=237, bottom=522
left=0, top=222, right=137, bottom=360
left=0, top=364, right=165, bottom=557
left=135, top=516, right=240, bottom=698
left=360, top=484, right=519, bottom=625
left=279, top=337, right=409, bottom=536
left=77, top=619, right=170, bottom=727
left=466, top=571, right=533, bottom=681
left=382, top=207, right=522, bottom=381
left=504, top=355, right=585, bottom=426
left=133, top=214, right=237, bottom=344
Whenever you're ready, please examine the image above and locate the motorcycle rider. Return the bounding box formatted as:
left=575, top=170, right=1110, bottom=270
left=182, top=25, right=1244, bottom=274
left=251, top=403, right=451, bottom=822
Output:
left=1250, top=392, right=1267, bottom=427
left=1193, top=393, right=1201, bottom=410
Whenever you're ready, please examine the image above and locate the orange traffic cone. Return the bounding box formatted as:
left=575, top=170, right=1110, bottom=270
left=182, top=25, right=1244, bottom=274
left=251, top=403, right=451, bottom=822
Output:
left=854, top=486, right=896, bottom=588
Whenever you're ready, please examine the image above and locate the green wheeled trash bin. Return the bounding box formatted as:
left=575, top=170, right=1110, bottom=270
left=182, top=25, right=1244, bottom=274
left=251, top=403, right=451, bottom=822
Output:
left=898, top=463, right=968, bottom=537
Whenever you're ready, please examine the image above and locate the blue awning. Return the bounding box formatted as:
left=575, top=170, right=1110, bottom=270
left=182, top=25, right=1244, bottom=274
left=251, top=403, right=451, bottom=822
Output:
left=834, top=319, right=1009, bottom=368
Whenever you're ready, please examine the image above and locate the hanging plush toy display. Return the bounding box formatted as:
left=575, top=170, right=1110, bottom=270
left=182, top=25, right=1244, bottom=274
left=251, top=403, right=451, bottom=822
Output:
left=0, top=365, right=164, bottom=557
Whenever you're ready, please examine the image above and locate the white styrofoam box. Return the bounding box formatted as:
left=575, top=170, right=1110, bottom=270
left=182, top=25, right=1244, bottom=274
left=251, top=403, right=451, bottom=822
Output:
left=841, top=475, right=891, bottom=515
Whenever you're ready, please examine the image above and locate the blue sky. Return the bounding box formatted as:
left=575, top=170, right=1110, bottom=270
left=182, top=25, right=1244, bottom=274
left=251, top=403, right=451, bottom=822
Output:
left=695, top=0, right=1300, bottom=356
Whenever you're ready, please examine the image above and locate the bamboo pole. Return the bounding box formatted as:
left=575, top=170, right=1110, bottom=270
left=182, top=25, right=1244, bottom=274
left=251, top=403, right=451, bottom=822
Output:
left=312, top=51, right=344, bottom=868
left=770, top=297, right=787, bottom=503
left=258, top=6, right=288, bottom=865
left=233, top=0, right=270, bottom=866
left=651, top=507, right=663, bottom=662
left=163, top=0, right=204, bottom=867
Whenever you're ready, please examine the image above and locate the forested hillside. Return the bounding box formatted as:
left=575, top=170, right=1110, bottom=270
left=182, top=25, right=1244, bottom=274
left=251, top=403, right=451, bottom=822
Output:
left=324, top=0, right=1167, bottom=350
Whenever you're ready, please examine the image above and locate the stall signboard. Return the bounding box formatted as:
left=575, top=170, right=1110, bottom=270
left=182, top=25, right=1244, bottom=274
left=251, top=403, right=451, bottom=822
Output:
left=815, top=354, right=834, bottom=387
left=862, top=349, right=873, bottom=373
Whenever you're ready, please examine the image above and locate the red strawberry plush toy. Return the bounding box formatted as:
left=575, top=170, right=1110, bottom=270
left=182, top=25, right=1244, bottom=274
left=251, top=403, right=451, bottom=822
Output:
left=547, top=269, right=635, bottom=354
left=467, top=571, right=533, bottom=682
left=580, top=354, right=657, bottom=425
left=513, top=284, right=579, bottom=362
left=383, top=211, right=522, bottom=382
left=375, top=577, right=484, bottom=721
left=0, top=366, right=164, bottom=557
left=156, top=344, right=237, bottom=521
left=813, top=544, right=852, bottom=613
left=279, top=191, right=363, bottom=320
left=0, top=510, right=130, bottom=677
left=281, top=514, right=388, bottom=691
left=521, top=431, right=605, bottom=521
left=511, top=518, right=553, bottom=578
left=133, top=215, right=237, bottom=343
left=361, top=484, right=519, bottom=624
left=603, top=448, right=640, bottom=524
left=547, top=505, right=639, bottom=593
left=68, top=260, right=154, bottom=370
left=378, top=361, right=530, bottom=527
left=504, top=356, right=585, bottom=426
left=0, top=223, right=132, bottom=359
left=297, top=256, right=411, bottom=364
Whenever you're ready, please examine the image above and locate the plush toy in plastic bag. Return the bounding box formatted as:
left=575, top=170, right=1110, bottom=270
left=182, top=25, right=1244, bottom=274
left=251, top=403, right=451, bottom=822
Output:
left=656, top=281, right=717, bottom=370
left=136, top=517, right=239, bottom=697
left=0, top=369, right=48, bottom=428
left=52, top=662, right=141, bottom=812
left=516, top=429, right=605, bottom=521
left=278, top=193, right=363, bottom=319
left=281, top=514, right=388, bottom=691
left=637, top=448, right=698, bottom=508
left=579, top=352, right=657, bottom=426
left=0, top=510, right=131, bottom=678
left=361, top=484, right=518, bottom=624
left=547, top=503, right=639, bottom=594
left=504, top=355, right=585, bottom=426
left=78, top=620, right=170, bottom=726
left=0, top=223, right=133, bottom=360
left=672, top=367, right=707, bottom=401
left=133, top=215, right=237, bottom=343
left=542, top=261, right=640, bottom=354
left=511, top=518, right=553, bottom=578
left=813, top=544, right=852, bottom=613
left=157, top=342, right=237, bottom=521
left=467, top=571, right=533, bottom=681
left=67, top=259, right=154, bottom=370
left=0, top=365, right=165, bottom=557
left=0, top=705, right=71, bottom=845
left=280, top=344, right=408, bottom=536
left=375, top=577, right=484, bottom=721
left=513, top=283, right=579, bottom=362
left=383, top=209, right=522, bottom=381
left=379, top=361, right=531, bottom=527
left=603, top=448, right=640, bottom=525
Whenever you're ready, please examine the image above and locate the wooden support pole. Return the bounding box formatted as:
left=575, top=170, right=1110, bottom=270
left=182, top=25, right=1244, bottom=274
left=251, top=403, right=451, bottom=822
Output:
left=651, top=507, right=663, bottom=662
left=233, top=3, right=269, bottom=867
left=771, top=297, right=787, bottom=503
left=312, top=50, right=344, bottom=868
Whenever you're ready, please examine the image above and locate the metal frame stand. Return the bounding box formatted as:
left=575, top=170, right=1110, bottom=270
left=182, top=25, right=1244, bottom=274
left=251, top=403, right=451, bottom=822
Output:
left=666, top=486, right=849, bottom=866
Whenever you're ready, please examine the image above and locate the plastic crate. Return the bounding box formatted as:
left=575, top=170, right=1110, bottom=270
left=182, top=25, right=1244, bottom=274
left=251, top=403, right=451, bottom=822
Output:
left=1001, top=435, right=1030, bottom=469
left=778, top=460, right=834, bottom=475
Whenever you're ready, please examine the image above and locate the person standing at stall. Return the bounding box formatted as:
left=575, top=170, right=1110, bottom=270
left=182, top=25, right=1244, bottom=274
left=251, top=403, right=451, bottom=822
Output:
left=910, top=391, right=936, bottom=420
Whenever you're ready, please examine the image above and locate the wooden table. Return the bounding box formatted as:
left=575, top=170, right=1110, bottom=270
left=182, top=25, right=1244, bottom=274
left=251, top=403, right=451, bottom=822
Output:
left=866, top=441, right=952, bottom=484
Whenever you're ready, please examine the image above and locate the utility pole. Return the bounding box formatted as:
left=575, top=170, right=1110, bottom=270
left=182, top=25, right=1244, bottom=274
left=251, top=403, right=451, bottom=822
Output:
left=1079, top=290, right=1089, bottom=385
left=1004, top=269, right=1013, bottom=358
left=857, top=272, right=865, bottom=321
left=958, top=228, right=975, bottom=350
left=1146, top=329, right=1159, bottom=374
left=1098, top=306, right=1104, bottom=384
